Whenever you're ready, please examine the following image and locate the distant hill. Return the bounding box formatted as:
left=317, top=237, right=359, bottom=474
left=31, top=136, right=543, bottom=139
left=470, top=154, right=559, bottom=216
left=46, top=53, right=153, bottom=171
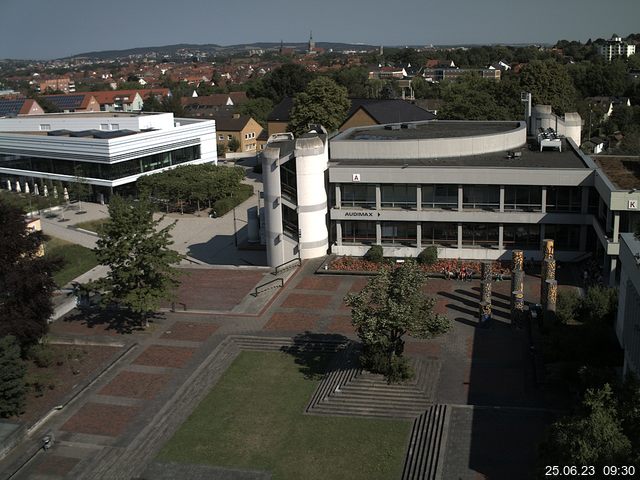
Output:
left=67, top=42, right=381, bottom=60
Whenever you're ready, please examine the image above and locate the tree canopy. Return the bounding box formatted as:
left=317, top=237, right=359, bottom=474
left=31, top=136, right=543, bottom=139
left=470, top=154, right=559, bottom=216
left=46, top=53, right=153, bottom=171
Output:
left=247, top=64, right=316, bottom=103
left=288, top=77, right=351, bottom=135
left=0, top=201, right=60, bottom=350
left=518, top=60, right=577, bottom=114
left=344, top=261, right=450, bottom=382
left=0, top=335, right=26, bottom=418
left=89, top=196, right=183, bottom=326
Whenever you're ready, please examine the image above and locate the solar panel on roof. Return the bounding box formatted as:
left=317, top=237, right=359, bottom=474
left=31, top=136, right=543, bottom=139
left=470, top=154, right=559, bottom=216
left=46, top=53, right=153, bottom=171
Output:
left=44, top=95, right=84, bottom=110
left=0, top=99, right=24, bottom=116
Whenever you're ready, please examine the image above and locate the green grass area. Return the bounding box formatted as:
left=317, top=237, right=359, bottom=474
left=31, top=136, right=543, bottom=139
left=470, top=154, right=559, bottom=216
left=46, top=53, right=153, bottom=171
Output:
left=158, top=351, right=410, bottom=480
left=45, top=237, right=98, bottom=287
left=75, top=218, right=109, bottom=233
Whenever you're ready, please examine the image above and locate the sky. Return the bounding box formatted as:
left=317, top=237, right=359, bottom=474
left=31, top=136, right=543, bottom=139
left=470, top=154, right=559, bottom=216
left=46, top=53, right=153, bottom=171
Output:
left=1, top=0, right=639, bottom=60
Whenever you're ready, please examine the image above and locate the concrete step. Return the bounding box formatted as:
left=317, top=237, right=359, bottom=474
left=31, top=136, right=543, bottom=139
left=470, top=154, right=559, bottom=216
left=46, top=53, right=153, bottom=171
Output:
left=402, top=404, right=449, bottom=480
left=330, top=387, right=428, bottom=403
left=311, top=404, right=422, bottom=419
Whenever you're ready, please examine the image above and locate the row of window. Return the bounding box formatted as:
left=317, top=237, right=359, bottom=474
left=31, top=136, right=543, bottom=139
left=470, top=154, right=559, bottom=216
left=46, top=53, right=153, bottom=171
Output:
left=0, top=145, right=201, bottom=181
left=340, top=221, right=581, bottom=250
left=340, top=184, right=594, bottom=213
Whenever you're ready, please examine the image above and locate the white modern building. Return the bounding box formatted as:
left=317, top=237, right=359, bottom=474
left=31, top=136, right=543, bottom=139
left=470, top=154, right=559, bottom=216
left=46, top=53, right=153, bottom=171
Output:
left=262, top=112, right=640, bottom=285
left=599, top=34, right=636, bottom=62
left=0, top=112, right=216, bottom=200
left=615, top=232, right=640, bottom=376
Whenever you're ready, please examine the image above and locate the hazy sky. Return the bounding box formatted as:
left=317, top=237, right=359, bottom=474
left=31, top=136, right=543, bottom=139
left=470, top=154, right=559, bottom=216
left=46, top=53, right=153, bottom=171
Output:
left=1, top=0, right=639, bottom=59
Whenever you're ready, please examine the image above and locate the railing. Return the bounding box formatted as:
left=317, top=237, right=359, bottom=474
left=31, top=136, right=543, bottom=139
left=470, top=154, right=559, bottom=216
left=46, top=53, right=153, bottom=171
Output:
left=273, top=257, right=301, bottom=275
left=253, top=278, right=284, bottom=296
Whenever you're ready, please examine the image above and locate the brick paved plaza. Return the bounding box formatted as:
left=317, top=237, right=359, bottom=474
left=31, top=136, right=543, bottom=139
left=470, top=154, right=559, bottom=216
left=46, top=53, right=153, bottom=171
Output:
left=1, top=261, right=557, bottom=480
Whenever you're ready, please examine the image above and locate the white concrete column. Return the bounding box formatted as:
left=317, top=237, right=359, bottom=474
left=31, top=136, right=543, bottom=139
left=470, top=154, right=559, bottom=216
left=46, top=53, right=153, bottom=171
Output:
left=541, top=186, right=547, bottom=213
left=609, top=257, right=618, bottom=286
left=457, top=223, right=463, bottom=250
left=458, top=185, right=463, bottom=211
left=498, top=224, right=504, bottom=250
left=336, top=221, right=342, bottom=246
left=335, top=184, right=341, bottom=209
left=499, top=185, right=505, bottom=213
left=375, top=184, right=381, bottom=210
left=416, top=185, right=422, bottom=211
left=416, top=222, right=422, bottom=250
left=376, top=221, right=381, bottom=244
left=613, top=212, right=620, bottom=241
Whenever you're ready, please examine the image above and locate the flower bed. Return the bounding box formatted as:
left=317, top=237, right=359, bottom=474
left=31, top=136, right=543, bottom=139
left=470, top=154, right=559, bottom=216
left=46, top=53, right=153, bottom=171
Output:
left=328, top=256, right=511, bottom=276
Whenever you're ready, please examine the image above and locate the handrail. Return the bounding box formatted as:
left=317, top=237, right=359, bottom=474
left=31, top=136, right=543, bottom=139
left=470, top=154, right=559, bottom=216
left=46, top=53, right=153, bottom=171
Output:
left=273, top=257, right=301, bottom=275
left=253, top=277, right=283, bottom=296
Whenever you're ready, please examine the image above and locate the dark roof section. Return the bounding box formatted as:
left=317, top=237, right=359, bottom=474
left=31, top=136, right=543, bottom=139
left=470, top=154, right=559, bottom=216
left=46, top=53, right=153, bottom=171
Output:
left=594, top=156, right=640, bottom=189
left=210, top=114, right=252, bottom=131
left=43, top=94, right=86, bottom=110
left=267, top=96, right=294, bottom=122
left=346, top=99, right=436, bottom=126
left=48, top=129, right=137, bottom=139
left=347, top=121, right=517, bottom=141
left=0, top=99, right=28, bottom=117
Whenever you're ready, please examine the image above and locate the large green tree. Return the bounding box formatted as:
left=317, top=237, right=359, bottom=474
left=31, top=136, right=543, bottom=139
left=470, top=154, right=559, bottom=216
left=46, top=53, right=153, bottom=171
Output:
left=89, top=196, right=183, bottom=326
left=439, top=74, right=513, bottom=120
left=0, top=202, right=60, bottom=350
left=288, top=77, right=351, bottom=135
left=518, top=59, right=577, bottom=114
left=0, top=336, right=26, bottom=418
left=344, top=261, right=450, bottom=382
left=247, top=64, right=315, bottom=103
left=540, top=384, right=631, bottom=470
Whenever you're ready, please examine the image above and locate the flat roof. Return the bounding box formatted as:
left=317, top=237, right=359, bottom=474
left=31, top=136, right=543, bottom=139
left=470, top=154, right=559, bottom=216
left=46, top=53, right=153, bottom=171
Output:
left=330, top=140, right=589, bottom=169
left=594, top=155, right=640, bottom=189
left=343, top=121, right=520, bottom=141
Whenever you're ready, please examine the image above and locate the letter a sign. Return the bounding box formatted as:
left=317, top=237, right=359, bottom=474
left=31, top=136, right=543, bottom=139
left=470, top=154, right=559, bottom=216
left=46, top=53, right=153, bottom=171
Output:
left=352, top=173, right=361, bottom=182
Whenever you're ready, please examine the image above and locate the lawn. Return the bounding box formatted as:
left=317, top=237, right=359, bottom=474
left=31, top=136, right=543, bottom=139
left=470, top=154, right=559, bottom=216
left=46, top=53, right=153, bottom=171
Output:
left=75, top=218, right=109, bottom=233
left=45, top=237, right=98, bottom=287
left=158, top=351, right=411, bottom=480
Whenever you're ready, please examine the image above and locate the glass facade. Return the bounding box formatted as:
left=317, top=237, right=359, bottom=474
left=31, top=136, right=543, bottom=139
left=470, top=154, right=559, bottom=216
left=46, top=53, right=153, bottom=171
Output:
left=341, top=184, right=376, bottom=208
left=462, top=223, right=499, bottom=248
left=503, top=224, right=540, bottom=249
left=282, top=204, right=298, bottom=239
left=0, top=145, right=200, bottom=181
left=544, top=224, right=581, bottom=250
left=342, top=221, right=376, bottom=244
left=504, top=186, right=542, bottom=212
left=280, top=159, right=297, bottom=201
left=421, top=185, right=457, bottom=209
left=381, top=222, right=417, bottom=245
left=421, top=222, right=457, bottom=247
left=546, top=186, right=581, bottom=212
left=381, top=184, right=415, bottom=209
left=463, top=186, right=500, bottom=210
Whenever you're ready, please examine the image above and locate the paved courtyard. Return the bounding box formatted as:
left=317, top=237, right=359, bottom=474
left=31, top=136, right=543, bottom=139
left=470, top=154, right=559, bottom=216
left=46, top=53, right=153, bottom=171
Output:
left=1, top=259, right=556, bottom=480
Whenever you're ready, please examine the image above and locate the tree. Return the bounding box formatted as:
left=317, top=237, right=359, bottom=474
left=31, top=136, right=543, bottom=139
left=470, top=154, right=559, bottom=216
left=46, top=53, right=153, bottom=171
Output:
left=89, top=196, right=183, bottom=327
left=439, top=75, right=512, bottom=120
left=249, top=64, right=316, bottom=103
left=540, top=384, right=631, bottom=469
left=518, top=60, right=577, bottom=114
left=0, top=336, right=26, bottom=418
left=0, top=202, right=60, bottom=350
left=332, top=67, right=370, bottom=98
left=236, top=97, right=273, bottom=127
left=288, top=77, right=351, bottom=135
left=344, top=261, right=451, bottom=382
left=227, top=136, right=241, bottom=152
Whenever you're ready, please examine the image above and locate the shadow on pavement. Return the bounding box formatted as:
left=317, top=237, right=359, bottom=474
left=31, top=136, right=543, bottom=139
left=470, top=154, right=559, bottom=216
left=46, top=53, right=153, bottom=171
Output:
left=280, top=331, right=352, bottom=380
left=62, top=307, right=164, bottom=335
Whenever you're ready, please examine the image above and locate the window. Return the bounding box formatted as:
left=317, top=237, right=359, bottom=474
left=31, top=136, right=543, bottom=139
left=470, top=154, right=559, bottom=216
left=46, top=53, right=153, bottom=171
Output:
left=504, top=186, right=542, bottom=211
left=111, top=124, right=119, bottom=130
left=546, top=187, right=581, bottom=213
left=342, top=221, right=376, bottom=244
left=218, top=135, right=224, bottom=141
left=421, top=222, right=457, bottom=247
left=544, top=224, right=580, bottom=250
left=227, top=135, right=233, bottom=140
left=503, top=224, right=540, bottom=249
left=280, top=159, right=297, bottom=201
left=381, top=184, right=415, bottom=209
left=341, top=184, right=376, bottom=208
left=282, top=205, right=298, bottom=239
left=463, top=186, right=499, bottom=210
left=381, top=222, right=417, bottom=245
left=462, top=223, right=499, bottom=248
left=39, top=124, right=51, bottom=131
left=100, top=124, right=109, bottom=131
left=421, top=185, right=457, bottom=209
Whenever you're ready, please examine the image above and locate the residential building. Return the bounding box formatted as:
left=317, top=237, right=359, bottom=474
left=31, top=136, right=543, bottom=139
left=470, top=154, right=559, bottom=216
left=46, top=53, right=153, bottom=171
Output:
left=0, top=112, right=216, bottom=201
left=599, top=34, right=636, bottom=62
left=42, top=94, right=101, bottom=113
left=0, top=98, right=44, bottom=117
left=38, top=77, right=75, bottom=94
left=261, top=111, right=640, bottom=286
left=182, top=93, right=248, bottom=117
left=339, top=99, right=436, bottom=131
left=212, top=114, right=262, bottom=154
left=423, top=68, right=501, bottom=82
